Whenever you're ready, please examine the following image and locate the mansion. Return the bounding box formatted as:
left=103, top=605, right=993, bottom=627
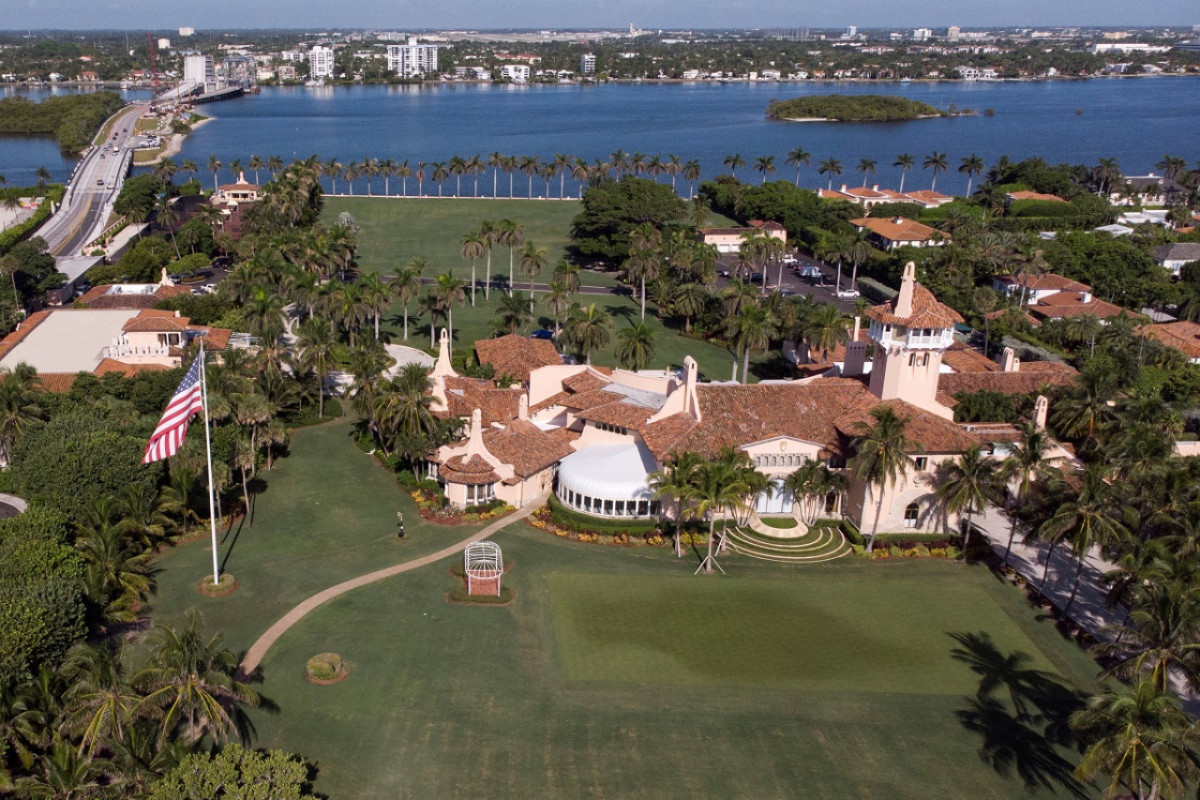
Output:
left=426, top=264, right=1075, bottom=534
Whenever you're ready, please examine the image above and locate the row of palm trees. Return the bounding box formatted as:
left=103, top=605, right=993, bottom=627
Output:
left=724, top=148, right=985, bottom=194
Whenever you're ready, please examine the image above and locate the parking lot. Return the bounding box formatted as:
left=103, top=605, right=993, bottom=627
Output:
left=713, top=251, right=864, bottom=313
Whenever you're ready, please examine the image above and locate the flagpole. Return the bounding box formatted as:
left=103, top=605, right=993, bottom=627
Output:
left=199, top=341, right=220, bottom=586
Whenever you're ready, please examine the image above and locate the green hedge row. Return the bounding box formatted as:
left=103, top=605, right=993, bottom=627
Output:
left=547, top=496, right=660, bottom=534
left=0, top=185, right=64, bottom=254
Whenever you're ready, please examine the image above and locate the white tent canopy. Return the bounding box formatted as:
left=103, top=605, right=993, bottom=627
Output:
left=556, top=441, right=658, bottom=517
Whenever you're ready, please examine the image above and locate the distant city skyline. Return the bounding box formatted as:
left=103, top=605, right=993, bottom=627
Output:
left=3, top=0, right=1197, bottom=32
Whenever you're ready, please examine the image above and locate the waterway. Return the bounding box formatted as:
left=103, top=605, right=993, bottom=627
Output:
left=0, top=79, right=1196, bottom=196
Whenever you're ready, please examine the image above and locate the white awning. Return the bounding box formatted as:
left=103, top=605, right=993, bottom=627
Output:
left=556, top=441, right=656, bottom=503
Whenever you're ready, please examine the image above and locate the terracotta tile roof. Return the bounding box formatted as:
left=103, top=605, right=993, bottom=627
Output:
left=863, top=283, right=964, bottom=329
left=474, top=334, right=562, bottom=382
left=441, top=377, right=522, bottom=426
left=575, top=399, right=659, bottom=432
left=529, top=390, right=571, bottom=414
left=996, top=273, right=1090, bottom=293
left=938, top=367, right=1077, bottom=402
left=558, top=388, right=626, bottom=412
left=481, top=420, right=574, bottom=478
left=561, top=370, right=611, bottom=393
left=122, top=310, right=190, bottom=333
left=76, top=284, right=191, bottom=309
left=1017, top=360, right=1077, bottom=376
left=641, top=380, right=877, bottom=461
left=801, top=326, right=869, bottom=364
left=0, top=310, right=51, bottom=362
left=1027, top=295, right=1135, bottom=321
left=440, top=454, right=500, bottom=485
left=851, top=216, right=948, bottom=244
left=902, top=189, right=953, bottom=204
left=960, top=422, right=1024, bottom=444
left=941, top=345, right=998, bottom=374
left=93, top=359, right=170, bottom=377
left=547, top=426, right=582, bottom=447
left=1006, top=190, right=1068, bottom=203
left=833, top=399, right=978, bottom=454
left=1141, top=321, right=1200, bottom=360
left=748, top=220, right=786, bottom=232
left=193, top=327, right=232, bottom=350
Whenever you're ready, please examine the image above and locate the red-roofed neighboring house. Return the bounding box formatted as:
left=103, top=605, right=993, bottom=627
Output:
left=1005, top=190, right=1068, bottom=204
left=992, top=273, right=1091, bottom=305
left=851, top=216, right=949, bottom=250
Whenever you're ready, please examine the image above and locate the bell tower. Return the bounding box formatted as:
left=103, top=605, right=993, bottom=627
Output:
left=864, top=262, right=963, bottom=420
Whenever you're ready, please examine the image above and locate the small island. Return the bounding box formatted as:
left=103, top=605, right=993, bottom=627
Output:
left=767, top=94, right=954, bottom=122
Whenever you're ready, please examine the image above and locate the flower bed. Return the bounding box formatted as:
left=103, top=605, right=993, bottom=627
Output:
left=305, top=652, right=349, bottom=685
left=528, top=504, right=668, bottom=547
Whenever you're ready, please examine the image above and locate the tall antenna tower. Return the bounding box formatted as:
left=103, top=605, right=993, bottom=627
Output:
left=146, top=32, right=159, bottom=93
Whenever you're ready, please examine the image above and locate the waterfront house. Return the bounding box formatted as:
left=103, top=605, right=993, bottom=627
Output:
left=851, top=216, right=949, bottom=250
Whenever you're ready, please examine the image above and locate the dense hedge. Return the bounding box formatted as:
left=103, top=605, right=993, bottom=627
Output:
left=547, top=496, right=659, bottom=534
left=0, top=92, right=124, bottom=153
left=767, top=94, right=943, bottom=122
left=0, top=185, right=64, bottom=254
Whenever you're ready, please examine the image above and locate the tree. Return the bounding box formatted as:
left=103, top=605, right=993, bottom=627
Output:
left=206, top=155, right=222, bottom=193
left=818, top=157, right=843, bottom=190
left=894, top=153, right=915, bottom=193
left=571, top=177, right=684, bottom=262
left=373, top=364, right=440, bottom=452
left=999, top=423, right=1051, bottom=565
left=850, top=406, right=914, bottom=552
left=649, top=451, right=704, bottom=557
left=519, top=242, right=547, bottom=308
left=0, top=364, right=45, bottom=464
left=856, top=158, right=877, bottom=187
left=392, top=257, right=426, bottom=341
left=783, top=460, right=846, bottom=525
left=543, top=280, right=573, bottom=339
left=357, top=272, right=393, bottom=342
left=148, top=744, right=319, bottom=800
left=478, top=219, right=498, bottom=301
left=497, top=219, right=524, bottom=296
left=934, top=444, right=1002, bottom=559
left=297, top=317, right=336, bottom=419
left=616, top=322, right=656, bottom=371
left=689, top=456, right=749, bottom=574
left=801, top=303, right=850, bottom=363
left=924, top=151, right=949, bottom=192
left=460, top=230, right=485, bottom=307
left=959, top=153, right=985, bottom=196
left=753, top=155, right=777, bottom=184
left=494, top=291, right=532, bottom=335
left=785, top=146, right=811, bottom=187
left=428, top=271, right=467, bottom=345
left=1070, top=677, right=1200, bottom=800
left=725, top=302, right=777, bottom=384
left=134, top=610, right=260, bottom=745
left=723, top=154, right=744, bottom=177
left=566, top=303, right=611, bottom=365
left=622, top=224, right=662, bottom=320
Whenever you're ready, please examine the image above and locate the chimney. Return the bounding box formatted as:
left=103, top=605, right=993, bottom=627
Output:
left=518, top=394, right=529, bottom=421
left=431, top=327, right=457, bottom=379
left=466, top=408, right=484, bottom=452
left=843, top=342, right=867, bottom=377
left=1033, top=395, right=1048, bottom=430
left=893, top=261, right=916, bottom=319
left=1080, top=290, right=1092, bottom=304
left=1001, top=346, right=1019, bottom=373
left=852, top=315, right=861, bottom=341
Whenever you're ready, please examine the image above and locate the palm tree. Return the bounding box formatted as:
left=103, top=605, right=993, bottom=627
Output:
left=923, top=151, right=949, bottom=192
left=683, top=160, right=701, bottom=198
left=566, top=303, right=611, bottom=365
left=392, top=258, right=425, bottom=342
left=246, top=155, right=265, bottom=184
left=958, top=154, right=985, bottom=196
left=461, top=230, right=485, bottom=307
left=267, top=155, right=283, bottom=180
left=673, top=282, right=708, bottom=334
left=616, top=322, right=656, bottom=371
left=396, top=160, right=412, bottom=197
left=1099, top=569, right=1200, bottom=693
left=206, top=155, right=222, bottom=192
left=75, top=501, right=154, bottom=629
left=623, top=224, right=662, bottom=320
left=60, top=644, right=138, bottom=756
left=856, top=158, right=877, bottom=187
left=34, top=166, right=50, bottom=193
left=1037, top=464, right=1128, bottom=612
left=818, top=157, right=843, bottom=190
left=690, top=457, right=749, bottom=574
left=893, top=153, right=915, bottom=193
left=479, top=219, right=498, bottom=301
left=429, top=271, right=467, bottom=344
left=297, top=316, right=336, bottom=418
left=850, top=406, right=914, bottom=552
left=543, top=280, right=573, bottom=339
left=0, top=364, right=44, bottom=464
left=935, top=444, right=1002, bottom=559
left=488, top=152, right=505, bottom=197
left=999, top=422, right=1051, bottom=565
left=358, top=272, right=393, bottom=341
left=133, top=610, right=260, bottom=745
left=373, top=364, right=441, bottom=452
left=498, top=219, right=524, bottom=296
left=723, top=154, right=744, bottom=178
left=801, top=303, right=851, bottom=362
left=494, top=291, right=533, bottom=335
left=785, top=146, right=811, bottom=186
left=649, top=451, right=705, bottom=557
left=1070, top=676, right=1200, bottom=800
left=519, top=242, right=547, bottom=301
left=726, top=302, right=778, bottom=384
left=783, top=460, right=847, bottom=524
left=753, top=155, right=777, bottom=184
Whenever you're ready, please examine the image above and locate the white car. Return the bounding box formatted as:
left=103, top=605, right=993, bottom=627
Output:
left=836, top=289, right=860, bottom=299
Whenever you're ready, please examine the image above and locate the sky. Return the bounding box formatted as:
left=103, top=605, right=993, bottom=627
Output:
left=4, top=0, right=1197, bottom=32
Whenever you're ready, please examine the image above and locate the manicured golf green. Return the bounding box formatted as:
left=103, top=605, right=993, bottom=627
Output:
left=249, top=521, right=1102, bottom=800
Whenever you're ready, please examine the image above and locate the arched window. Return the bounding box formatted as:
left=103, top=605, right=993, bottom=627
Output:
left=904, top=502, right=919, bottom=529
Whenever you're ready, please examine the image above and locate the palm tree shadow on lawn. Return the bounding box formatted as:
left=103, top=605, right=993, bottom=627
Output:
left=949, top=631, right=1090, bottom=798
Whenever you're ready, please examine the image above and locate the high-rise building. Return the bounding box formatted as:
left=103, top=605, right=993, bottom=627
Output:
left=183, top=54, right=214, bottom=89
left=946, top=26, right=961, bottom=42
left=580, top=53, right=596, bottom=75
left=912, top=28, right=932, bottom=41
left=844, top=26, right=858, bottom=37
left=178, top=27, right=195, bottom=37
left=386, top=39, right=439, bottom=78
left=309, top=46, right=336, bottom=79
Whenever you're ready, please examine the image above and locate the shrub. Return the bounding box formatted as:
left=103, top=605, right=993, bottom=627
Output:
left=305, top=652, right=346, bottom=682
left=547, top=496, right=658, bottom=535
left=396, top=470, right=417, bottom=488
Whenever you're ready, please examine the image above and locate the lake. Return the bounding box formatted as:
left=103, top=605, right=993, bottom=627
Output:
left=0, top=79, right=1196, bottom=196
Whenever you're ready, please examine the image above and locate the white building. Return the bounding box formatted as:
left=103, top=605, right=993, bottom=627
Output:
left=182, top=54, right=214, bottom=89
left=157, top=38, right=172, bottom=50
left=309, top=46, right=336, bottom=79
left=500, top=64, right=530, bottom=83
left=281, top=49, right=306, bottom=62
left=386, top=40, right=439, bottom=78
left=913, top=28, right=933, bottom=41
left=580, top=53, right=596, bottom=75
left=178, top=27, right=195, bottom=37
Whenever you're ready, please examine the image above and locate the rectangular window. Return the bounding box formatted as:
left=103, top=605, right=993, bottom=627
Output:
left=914, top=457, right=928, bottom=471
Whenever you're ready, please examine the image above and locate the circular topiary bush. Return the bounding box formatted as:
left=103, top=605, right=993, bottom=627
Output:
left=306, top=653, right=348, bottom=684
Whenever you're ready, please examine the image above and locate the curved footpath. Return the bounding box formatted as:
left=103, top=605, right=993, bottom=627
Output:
left=238, top=492, right=548, bottom=677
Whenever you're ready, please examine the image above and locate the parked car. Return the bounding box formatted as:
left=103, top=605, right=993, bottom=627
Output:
left=531, top=329, right=555, bottom=340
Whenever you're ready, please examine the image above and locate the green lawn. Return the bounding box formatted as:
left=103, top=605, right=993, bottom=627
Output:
left=145, top=418, right=483, bottom=654
left=249, top=525, right=1101, bottom=800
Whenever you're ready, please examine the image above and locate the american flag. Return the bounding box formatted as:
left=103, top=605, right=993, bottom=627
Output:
left=143, top=353, right=205, bottom=464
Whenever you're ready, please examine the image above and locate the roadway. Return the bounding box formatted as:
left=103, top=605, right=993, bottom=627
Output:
left=39, top=103, right=146, bottom=259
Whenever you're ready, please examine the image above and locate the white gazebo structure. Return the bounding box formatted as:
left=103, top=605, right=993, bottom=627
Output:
left=555, top=442, right=660, bottom=519
left=463, top=541, right=503, bottom=596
